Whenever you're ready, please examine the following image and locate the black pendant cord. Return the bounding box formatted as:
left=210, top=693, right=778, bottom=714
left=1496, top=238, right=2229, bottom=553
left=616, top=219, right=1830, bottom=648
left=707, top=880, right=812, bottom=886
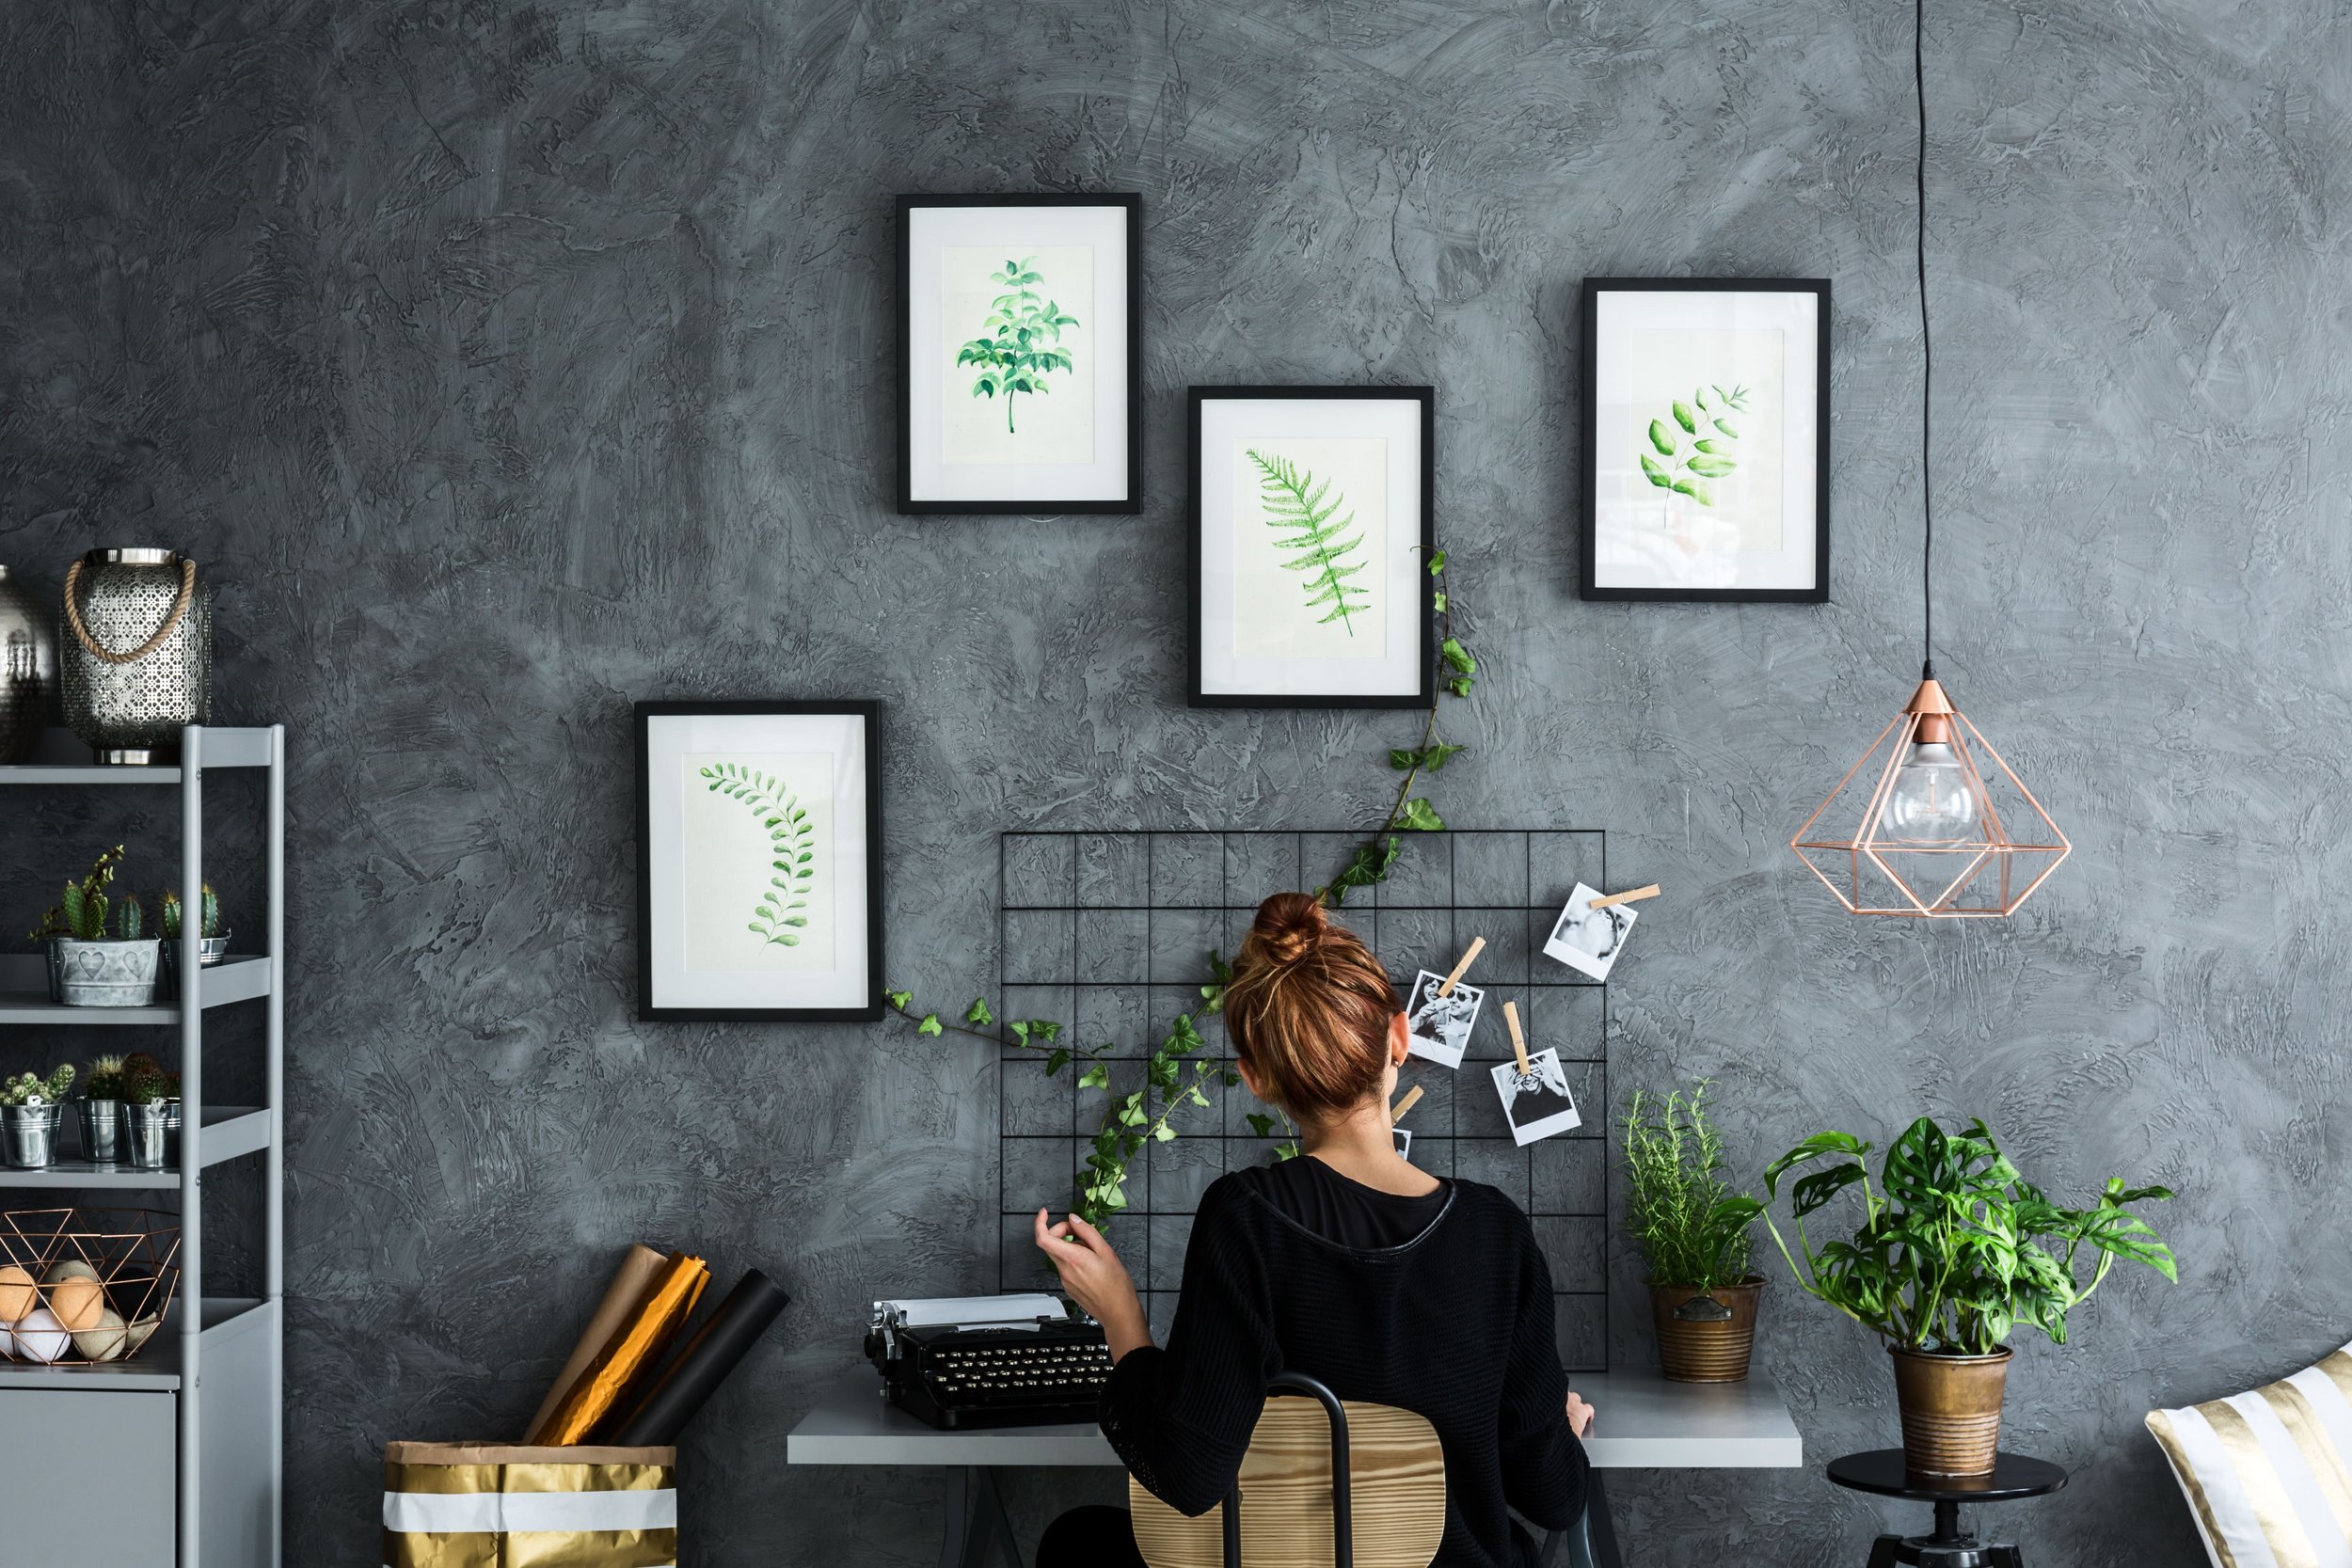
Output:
left=1915, top=0, right=1935, bottom=684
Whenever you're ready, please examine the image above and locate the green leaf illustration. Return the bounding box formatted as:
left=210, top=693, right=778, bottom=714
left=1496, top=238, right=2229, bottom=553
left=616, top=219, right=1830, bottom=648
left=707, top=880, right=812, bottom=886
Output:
left=1246, top=448, right=1372, bottom=637
left=1640, top=452, right=1673, bottom=489
left=1687, top=456, right=1738, bottom=478
left=1673, top=400, right=1698, bottom=434
left=1648, top=420, right=1677, bottom=456
left=700, top=763, right=819, bottom=948
left=958, top=256, right=1078, bottom=434
left=1637, top=384, right=1750, bottom=511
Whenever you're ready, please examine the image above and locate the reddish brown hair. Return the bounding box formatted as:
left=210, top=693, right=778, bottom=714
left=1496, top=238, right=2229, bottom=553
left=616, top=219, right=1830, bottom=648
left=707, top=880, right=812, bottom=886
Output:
left=1222, top=893, right=1399, bottom=1120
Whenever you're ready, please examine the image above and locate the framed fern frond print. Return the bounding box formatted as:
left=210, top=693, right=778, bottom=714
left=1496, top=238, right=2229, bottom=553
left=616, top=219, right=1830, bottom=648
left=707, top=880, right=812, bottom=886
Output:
left=635, top=700, right=883, bottom=1021
left=1580, top=277, right=1830, bottom=602
left=898, top=194, right=1141, bottom=515
left=1188, top=386, right=1435, bottom=707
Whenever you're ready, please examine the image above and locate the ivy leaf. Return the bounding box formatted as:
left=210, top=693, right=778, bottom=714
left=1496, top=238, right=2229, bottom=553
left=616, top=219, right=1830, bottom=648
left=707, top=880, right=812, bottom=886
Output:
left=1448, top=675, right=1474, bottom=698
left=1426, top=548, right=1447, bottom=575
left=1045, top=1047, right=1072, bottom=1075
left=1422, top=742, right=1465, bottom=771
left=1398, top=797, right=1445, bottom=832
left=1009, top=1020, right=1031, bottom=1046
left=1153, top=1123, right=1178, bottom=1142
left=1433, top=589, right=1448, bottom=611
left=916, top=1014, right=944, bottom=1037
left=964, top=997, right=994, bottom=1026
left=886, top=990, right=913, bottom=1010
left=1389, top=747, right=1421, bottom=769
left=1077, top=1063, right=1109, bottom=1089
left=1440, top=637, right=1476, bottom=675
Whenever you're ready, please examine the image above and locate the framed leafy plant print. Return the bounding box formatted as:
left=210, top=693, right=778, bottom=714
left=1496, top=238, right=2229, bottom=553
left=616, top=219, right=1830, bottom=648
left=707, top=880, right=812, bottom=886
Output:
left=635, top=701, right=882, bottom=1022
left=1189, top=386, right=1435, bottom=708
left=898, top=194, right=1141, bottom=515
left=1580, top=278, right=1830, bottom=602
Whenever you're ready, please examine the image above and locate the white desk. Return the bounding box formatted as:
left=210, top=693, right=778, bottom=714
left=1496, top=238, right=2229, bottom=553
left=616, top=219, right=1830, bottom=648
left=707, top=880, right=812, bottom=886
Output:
left=788, top=1366, right=1801, bottom=1565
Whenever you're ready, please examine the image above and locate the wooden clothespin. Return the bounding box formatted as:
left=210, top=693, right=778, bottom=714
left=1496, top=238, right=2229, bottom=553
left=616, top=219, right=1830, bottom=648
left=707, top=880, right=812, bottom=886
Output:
left=1389, top=1085, right=1423, bottom=1126
left=1437, top=936, right=1487, bottom=997
left=1502, top=1000, right=1531, bottom=1075
left=1588, top=884, right=1662, bottom=911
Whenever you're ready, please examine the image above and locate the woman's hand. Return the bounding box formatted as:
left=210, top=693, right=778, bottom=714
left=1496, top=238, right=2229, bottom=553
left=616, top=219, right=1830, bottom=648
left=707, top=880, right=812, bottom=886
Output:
left=1565, top=1390, right=1596, bottom=1439
left=1035, top=1209, right=1152, bottom=1361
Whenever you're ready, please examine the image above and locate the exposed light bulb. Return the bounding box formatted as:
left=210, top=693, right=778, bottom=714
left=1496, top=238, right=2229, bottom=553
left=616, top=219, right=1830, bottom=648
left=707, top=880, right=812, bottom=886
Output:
left=1876, top=720, right=1979, bottom=846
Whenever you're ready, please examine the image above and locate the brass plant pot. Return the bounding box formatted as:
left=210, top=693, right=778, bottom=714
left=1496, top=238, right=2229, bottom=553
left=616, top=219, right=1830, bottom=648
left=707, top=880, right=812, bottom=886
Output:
left=1648, top=1276, right=1763, bottom=1383
left=1889, top=1345, right=2011, bottom=1476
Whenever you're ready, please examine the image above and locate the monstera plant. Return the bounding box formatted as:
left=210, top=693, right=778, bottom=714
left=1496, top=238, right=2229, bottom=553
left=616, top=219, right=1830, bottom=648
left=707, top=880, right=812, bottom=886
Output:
left=1764, top=1115, right=2175, bottom=1475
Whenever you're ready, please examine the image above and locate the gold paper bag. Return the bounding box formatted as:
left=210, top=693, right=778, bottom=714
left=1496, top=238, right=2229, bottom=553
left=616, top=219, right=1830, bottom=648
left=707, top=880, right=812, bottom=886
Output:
left=383, top=1441, right=678, bottom=1568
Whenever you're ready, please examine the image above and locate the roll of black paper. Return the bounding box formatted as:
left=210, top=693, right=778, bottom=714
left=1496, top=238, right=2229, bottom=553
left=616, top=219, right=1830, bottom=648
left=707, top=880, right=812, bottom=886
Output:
left=608, top=1270, right=790, bottom=1446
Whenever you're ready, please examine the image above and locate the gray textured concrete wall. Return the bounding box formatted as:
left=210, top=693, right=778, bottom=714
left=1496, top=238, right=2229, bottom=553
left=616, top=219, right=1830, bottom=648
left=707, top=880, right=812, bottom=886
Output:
left=2, top=1, right=2344, bottom=1561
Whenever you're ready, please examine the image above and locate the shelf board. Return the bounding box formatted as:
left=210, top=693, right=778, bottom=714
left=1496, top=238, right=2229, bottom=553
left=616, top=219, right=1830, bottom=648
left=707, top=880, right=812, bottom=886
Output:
left=0, top=1107, right=270, bottom=1188
left=0, top=953, right=272, bottom=1023
left=0, top=1297, right=273, bottom=1389
left=0, top=725, right=276, bottom=780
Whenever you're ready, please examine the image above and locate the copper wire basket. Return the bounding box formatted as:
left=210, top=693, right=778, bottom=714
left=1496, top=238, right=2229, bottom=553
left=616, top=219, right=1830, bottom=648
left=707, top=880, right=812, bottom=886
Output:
left=0, top=1207, right=182, bottom=1365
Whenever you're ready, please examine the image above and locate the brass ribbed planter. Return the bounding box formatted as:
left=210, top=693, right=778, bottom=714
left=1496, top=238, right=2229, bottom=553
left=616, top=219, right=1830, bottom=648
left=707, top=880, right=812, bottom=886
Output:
left=1648, top=1276, right=1763, bottom=1383
left=1889, top=1345, right=2010, bottom=1476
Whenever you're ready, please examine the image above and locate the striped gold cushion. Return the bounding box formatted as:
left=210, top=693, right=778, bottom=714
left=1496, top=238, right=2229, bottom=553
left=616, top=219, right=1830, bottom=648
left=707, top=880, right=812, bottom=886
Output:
left=2146, top=1343, right=2352, bottom=1568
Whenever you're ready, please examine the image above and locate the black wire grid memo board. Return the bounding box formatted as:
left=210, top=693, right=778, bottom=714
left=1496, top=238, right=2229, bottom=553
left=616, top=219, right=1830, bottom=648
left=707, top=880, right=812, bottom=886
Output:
left=995, top=829, right=1613, bottom=1375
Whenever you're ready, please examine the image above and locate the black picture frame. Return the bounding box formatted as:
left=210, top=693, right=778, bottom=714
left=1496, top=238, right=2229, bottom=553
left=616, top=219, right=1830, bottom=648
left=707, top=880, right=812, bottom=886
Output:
left=1579, top=277, right=1832, bottom=603
left=1187, top=384, right=1437, bottom=709
left=898, top=193, right=1143, bottom=515
left=635, top=699, right=884, bottom=1022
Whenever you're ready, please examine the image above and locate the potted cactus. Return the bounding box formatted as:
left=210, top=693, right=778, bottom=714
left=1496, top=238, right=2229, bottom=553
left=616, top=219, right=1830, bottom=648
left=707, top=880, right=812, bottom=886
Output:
left=28, top=846, right=162, bottom=1006
left=2, top=1065, right=76, bottom=1167
left=119, top=1053, right=182, bottom=1170
left=160, top=882, right=230, bottom=997
left=79, top=1054, right=128, bottom=1164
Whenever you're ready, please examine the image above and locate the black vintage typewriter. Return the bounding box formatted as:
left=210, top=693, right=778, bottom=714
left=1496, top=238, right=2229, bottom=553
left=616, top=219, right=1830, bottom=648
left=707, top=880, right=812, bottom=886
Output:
left=866, top=1293, right=1113, bottom=1430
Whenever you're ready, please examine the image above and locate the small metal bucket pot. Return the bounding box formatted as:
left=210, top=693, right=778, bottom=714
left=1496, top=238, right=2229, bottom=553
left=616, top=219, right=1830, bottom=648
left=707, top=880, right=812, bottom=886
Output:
left=4, top=1104, right=61, bottom=1168
left=125, top=1101, right=172, bottom=1170
left=79, top=1099, right=122, bottom=1164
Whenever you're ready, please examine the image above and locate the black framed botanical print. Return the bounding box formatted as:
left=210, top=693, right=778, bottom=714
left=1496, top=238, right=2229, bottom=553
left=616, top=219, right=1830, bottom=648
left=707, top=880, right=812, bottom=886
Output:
left=1188, top=386, right=1436, bottom=708
left=1580, top=278, right=1831, bottom=602
left=898, top=194, right=1141, bottom=515
left=636, top=701, right=882, bottom=1022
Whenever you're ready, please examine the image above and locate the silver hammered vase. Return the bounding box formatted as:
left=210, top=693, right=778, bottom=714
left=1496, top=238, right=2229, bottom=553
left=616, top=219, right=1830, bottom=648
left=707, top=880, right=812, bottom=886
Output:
left=79, top=1099, right=122, bottom=1164
left=0, top=563, right=56, bottom=764
left=3, top=1104, right=61, bottom=1169
left=125, top=1101, right=171, bottom=1170
left=58, top=547, right=212, bottom=766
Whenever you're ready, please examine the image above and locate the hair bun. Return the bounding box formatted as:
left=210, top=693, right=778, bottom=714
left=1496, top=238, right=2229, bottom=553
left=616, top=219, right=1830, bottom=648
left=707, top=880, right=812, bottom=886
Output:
left=1250, top=892, right=1328, bottom=966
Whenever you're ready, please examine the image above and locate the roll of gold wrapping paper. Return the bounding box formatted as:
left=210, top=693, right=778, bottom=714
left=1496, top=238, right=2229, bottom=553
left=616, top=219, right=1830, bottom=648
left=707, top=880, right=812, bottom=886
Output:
left=524, top=1243, right=672, bottom=1441
left=528, top=1252, right=708, bottom=1446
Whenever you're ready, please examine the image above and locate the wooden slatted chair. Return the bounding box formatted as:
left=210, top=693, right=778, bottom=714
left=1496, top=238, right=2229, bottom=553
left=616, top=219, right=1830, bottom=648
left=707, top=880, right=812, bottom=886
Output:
left=1128, top=1370, right=1593, bottom=1568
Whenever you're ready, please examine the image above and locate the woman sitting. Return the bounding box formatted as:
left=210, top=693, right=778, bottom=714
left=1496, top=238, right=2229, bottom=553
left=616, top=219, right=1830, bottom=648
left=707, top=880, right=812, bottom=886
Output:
left=1037, top=892, right=1594, bottom=1568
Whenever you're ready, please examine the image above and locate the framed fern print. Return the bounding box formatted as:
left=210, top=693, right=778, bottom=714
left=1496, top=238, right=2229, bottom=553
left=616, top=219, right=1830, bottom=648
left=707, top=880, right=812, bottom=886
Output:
left=635, top=701, right=883, bottom=1022
left=1188, top=386, right=1436, bottom=707
left=898, top=194, right=1141, bottom=515
left=1580, top=278, right=1830, bottom=602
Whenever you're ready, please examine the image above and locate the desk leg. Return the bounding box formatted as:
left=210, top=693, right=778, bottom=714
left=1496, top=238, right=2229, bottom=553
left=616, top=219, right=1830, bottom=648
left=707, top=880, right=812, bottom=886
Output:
left=974, top=1469, right=1024, bottom=1568
left=939, top=1466, right=972, bottom=1568
left=1585, top=1472, right=1625, bottom=1568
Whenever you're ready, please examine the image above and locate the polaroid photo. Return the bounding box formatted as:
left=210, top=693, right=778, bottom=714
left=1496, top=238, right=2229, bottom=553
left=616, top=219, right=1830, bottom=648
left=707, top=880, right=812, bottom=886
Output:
left=1404, top=968, right=1485, bottom=1069
left=1543, top=882, right=1636, bottom=982
left=1392, top=1126, right=1413, bottom=1161
left=1490, top=1047, right=1583, bottom=1148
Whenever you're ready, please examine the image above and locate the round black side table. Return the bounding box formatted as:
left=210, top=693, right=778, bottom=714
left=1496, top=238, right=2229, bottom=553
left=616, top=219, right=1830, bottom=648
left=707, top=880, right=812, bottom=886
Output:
left=1827, top=1450, right=2068, bottom=1567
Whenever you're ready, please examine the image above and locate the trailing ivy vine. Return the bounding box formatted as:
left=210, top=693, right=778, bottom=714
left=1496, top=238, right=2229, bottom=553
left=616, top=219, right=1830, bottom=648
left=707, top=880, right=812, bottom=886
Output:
left=885, top=548, right=1477, bottom=1229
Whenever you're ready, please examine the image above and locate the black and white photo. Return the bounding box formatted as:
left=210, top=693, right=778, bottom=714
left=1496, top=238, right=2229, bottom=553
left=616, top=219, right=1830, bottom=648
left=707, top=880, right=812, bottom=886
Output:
left=1545, top=881, right=1638, bottom=982
left=1491, top=1048, right=1583, bottom=1148
left=1404, top=967, right=1484, bottom=1069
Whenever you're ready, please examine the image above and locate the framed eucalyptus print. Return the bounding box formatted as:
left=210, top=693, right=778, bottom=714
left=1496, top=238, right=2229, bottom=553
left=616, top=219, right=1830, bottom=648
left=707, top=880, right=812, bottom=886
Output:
left=1189, top=386, right=1435, bottom=708
left=1580, top=278, right=1830, bottom=602
left=636, top=701, right=882, bottom=1022
left=898, top=194, right=1141, bottom=514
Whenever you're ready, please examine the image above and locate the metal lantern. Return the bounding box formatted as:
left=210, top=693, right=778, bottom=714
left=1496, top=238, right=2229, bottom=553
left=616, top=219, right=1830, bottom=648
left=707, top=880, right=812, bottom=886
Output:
left=58, top=547, right=212, bottom=766
left=0, top=563, right=56, bottom=764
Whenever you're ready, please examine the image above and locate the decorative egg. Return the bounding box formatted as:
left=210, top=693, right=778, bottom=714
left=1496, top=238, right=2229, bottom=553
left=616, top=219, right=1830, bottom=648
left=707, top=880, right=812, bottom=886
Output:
left=48, top=1275, right=104, bottom=1332
left=0, top=1265, right=34, bottom=1323
left=11, top=1307, right=70, bottom=1362
left=40, top=1259, right=100, bottom=1286
left=123, top=1315, right=161, bottom=1355
left=70, top=1307, right=127, bottom=1362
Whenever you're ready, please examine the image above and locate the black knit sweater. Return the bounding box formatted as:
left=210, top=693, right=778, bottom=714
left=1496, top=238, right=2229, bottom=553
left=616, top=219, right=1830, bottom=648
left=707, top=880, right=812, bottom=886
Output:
left=1099, top=1170, right=1589, bottom=1568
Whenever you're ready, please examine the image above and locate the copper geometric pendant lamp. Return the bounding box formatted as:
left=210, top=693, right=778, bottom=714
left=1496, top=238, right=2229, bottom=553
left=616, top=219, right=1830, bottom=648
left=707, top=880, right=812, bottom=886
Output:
left=1790, top=0, right=2068, bottom=918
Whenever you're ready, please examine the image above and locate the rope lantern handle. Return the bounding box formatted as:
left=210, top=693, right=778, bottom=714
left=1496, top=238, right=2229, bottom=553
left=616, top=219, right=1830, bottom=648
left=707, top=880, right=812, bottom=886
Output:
left=64, top=554, right=198, bottom=666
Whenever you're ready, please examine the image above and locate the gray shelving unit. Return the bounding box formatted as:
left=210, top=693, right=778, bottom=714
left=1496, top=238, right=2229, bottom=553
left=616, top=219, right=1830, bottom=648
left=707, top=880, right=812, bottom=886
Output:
left=0, top=723, right=283, bottom=1568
